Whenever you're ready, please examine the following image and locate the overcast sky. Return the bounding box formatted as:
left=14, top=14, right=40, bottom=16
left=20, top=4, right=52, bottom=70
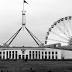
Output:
left=0, top=0, right=72, bottom=46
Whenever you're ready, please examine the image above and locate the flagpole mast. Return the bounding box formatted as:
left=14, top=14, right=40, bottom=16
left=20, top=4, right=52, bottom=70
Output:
left=22, top=0, right=26, bottom=27
left=23, top=0, right=24, bottom=11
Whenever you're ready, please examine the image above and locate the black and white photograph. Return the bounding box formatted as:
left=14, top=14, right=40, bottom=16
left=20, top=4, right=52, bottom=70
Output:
left=0, top=0, right=72, bottom=72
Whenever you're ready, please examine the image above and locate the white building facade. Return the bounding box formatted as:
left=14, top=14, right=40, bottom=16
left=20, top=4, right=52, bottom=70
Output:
left=0, top=47, right=62, bottom=60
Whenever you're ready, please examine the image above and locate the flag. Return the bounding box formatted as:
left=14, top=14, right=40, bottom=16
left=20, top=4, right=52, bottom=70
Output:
left=24, top=0, right=28, bottom=4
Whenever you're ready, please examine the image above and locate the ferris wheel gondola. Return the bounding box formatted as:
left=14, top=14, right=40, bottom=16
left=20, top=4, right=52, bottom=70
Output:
left=45, top=16, right=72, bottom=46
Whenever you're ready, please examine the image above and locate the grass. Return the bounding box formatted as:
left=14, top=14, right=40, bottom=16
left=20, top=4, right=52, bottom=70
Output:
left=0, top=60, right=72, bottom=72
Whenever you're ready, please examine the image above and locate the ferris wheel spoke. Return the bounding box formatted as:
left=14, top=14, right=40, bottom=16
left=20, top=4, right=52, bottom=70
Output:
left=62, top=21, right=71, bottom=37
left=51, top=31, right=69, bottom=41
left=68, top=20, right=72, bottom=35
left=45, top=16, right=72, bottom=45
left=56, top=25, right=70, bottom=39
left=48, top=38, right=68, bottom=43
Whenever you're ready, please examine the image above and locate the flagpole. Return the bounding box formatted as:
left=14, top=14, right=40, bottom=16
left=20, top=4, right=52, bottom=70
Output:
left=22, top=0, right=26, bottom=28
left=23, top=0, right=24, bottom=11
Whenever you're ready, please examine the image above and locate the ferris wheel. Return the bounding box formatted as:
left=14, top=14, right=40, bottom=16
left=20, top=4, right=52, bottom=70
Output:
left=45, top=16, right=72, bottom=46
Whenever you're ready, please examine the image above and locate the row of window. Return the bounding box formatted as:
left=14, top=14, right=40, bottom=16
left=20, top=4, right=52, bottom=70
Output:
left=29, top=51, right=57, bottom=54
left=0, top=51, right=27, bottom=60
left=29, top=51, right=58, bottom=59
left=0, top=51, right=18, bottom=59
left=0, top=51, right=58, bottom=60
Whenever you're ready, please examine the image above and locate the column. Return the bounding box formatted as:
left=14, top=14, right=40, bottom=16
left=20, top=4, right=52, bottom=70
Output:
left=44, top=51, right=45, bottom=59
left=1, top=51, right=3, bottom=59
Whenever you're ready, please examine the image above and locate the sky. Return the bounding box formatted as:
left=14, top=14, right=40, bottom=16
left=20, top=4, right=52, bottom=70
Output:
left=0, top=0, right=72, bottom=46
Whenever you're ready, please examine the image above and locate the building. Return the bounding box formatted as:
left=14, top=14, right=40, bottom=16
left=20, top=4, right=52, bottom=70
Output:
left=0, top=46, right=62, bottom=60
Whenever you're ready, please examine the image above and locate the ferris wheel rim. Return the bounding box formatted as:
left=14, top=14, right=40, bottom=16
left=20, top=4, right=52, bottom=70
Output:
left=45, top=16, right=72, bottom=46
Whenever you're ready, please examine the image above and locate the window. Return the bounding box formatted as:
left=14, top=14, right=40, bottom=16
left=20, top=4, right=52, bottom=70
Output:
left=49, top=52, right=50, bottom=54
left=9, top=51, right=11, bottom=59
left=45, top=51, right=47, bottom=54
left=55, top=52, right=57, bottom=54
left=15, top=51, right=17, bottom=59
left=19, top=55, right=21, bottom=59
left=52, top=52, right=54, bottom=54
left=6, top=51, right=8, bottom=59
left=29, top=54, right=31, bottom=59
left=42, top=55, right=43, bottom=59
left=49, top=55, right=50, bottom=59
left=26, top=55, right=28, bottom=60
left=45, top=51, right=47, bottom=60
left=36, top=51, right=37, bottom=58
left=0, top=56, right=1, bottom=59
left=39, top=51, right=40, bottom=59
left=55, top=52, right=58, bottom=59
left=42, top=52, right=43, bottom=54
left=16, top=51, right=17, bottom=54
left=12, top=51, right=14, bottom=59
left=52, top=52, right=54, bottom=59
left=56, top=55, right=58, bottom=59
left=0, top=52, right=1, bottom=54
left=0, top=52, right=2, bottom=59
left=42, top=52, right=44, bottom=59
left=22, top=55, right=25, bottom=59
left=29, top=51, right=31, bottom=59
left=36, top=51, right=37, bottom=53
left=33, top=51, right=34, bottom=53
left=33, top=51, right=34, bottom=59
left=29, top=51, right=31, bottom=54
left=52, top=56, right=54, bottom=59
left=45, top=55, right=47, bottom=59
